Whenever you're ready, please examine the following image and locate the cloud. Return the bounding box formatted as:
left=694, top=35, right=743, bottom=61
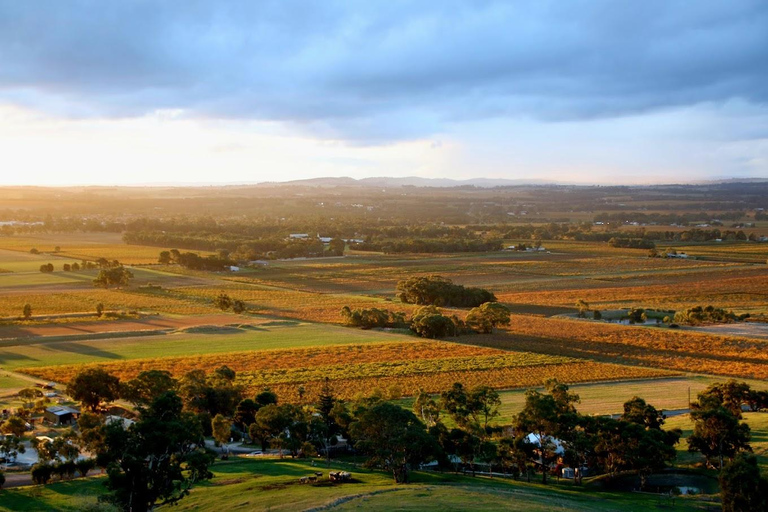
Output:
left=1, top=0, right=766, bottom=143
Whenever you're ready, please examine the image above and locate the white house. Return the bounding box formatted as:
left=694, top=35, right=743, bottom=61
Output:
left=289, top=233, right=309, bottom=239
left=526, top=433, right=565, bottom=455
left=229, top=266, right=240, bottom=272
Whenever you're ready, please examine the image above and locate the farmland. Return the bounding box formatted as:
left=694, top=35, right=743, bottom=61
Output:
left=20, top=341, right=672, bottom=402
left=0, top=184, right=767, bottom=510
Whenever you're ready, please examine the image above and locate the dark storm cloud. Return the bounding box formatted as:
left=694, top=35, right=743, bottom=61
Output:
left=0, top=0, right=766, bottom=140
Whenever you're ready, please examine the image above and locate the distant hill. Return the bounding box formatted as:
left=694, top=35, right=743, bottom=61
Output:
left=258, top=176, right=557, bottom=188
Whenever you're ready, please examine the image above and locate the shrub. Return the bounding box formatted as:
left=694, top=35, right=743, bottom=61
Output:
left=31, top=462, right=54, bottom=484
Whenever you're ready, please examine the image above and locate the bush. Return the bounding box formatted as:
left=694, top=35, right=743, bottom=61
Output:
left=31, top=462, right=54, bottom=484
left=674, top=305, right=740, bottom=325
left=340, top=306, right=406, bottom=329
left=75, top=458, right=97, bottom=477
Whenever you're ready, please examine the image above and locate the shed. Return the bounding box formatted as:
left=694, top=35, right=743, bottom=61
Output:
left=44, top=406, right=79, bottom=426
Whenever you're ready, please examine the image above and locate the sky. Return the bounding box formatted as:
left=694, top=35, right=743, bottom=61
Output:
left=0, top=0, right=766, bottom=186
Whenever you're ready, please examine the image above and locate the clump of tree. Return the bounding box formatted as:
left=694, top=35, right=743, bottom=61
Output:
left=409, top=306, right=467, bottom=338
left=39, top=263, right=54, bottom=273
left=93, top=266, right=134, bottom=289
left=608, top=237, right=655, bottom=249
left=673, top=305, right=747, bottom=325
left=396, top=275, right=495, bottom=307
left=626, top=307, right=648, bottom=324
left=340, top=302, right=510, bottom=338
left=340, top=306, right=406, bottom=329
left=22, top=303, right=32, bottom=320
left=213, top=293, right=246, bottom=313
left=159, top=249, right=234, bottom=271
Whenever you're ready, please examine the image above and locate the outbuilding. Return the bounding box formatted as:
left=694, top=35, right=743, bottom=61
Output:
left=44, top=406, right=79, bottom=426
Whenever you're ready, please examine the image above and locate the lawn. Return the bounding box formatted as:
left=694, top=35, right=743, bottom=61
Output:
left=0, top=458, right=714, bottom=512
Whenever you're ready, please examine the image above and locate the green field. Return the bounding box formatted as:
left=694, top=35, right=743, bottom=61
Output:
left=396, top=376, right=768, bottom=425
left=0, top=321, right=416, bottom=371
left=0, top=459, right=712, bottom=512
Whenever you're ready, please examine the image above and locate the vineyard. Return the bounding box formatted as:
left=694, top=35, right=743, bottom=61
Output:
left=467, top=316, right=768, bottom=379
left=496, top=271, right=768, bottom=312
left=20, top=340, right=674, bottom=402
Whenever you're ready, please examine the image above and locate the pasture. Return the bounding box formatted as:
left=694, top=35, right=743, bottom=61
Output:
left=0, top=321, right=416, bottom=371
left=0, top=458, right=714, bottom=512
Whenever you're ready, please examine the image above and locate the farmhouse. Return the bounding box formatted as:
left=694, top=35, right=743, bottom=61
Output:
left=289, top=233, right=310, bottom=239
left=44, top=405, right=79, bottom=426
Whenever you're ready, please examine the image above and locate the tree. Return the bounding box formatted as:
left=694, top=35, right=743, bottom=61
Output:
left=39, top=263, right=54, bottom=273
left=178, top=368, right=242, bottom=418
left=468, top=386, right=501, bottom=434
left=688, top=399, right=751, bottom=469
left=158, top=251, right=171, bottom=264
left=719, top=453, right=768, bottom=512
left=18, top=387, right=43, bottom=403
left=515, top=389, right=560, bottom=484
left=96, top=392, right=214, bottom=512
left=413, top=390, right=440, bottom=427
left=314, top=379, right=341, bottom=466
left=71, top=262, right=80, bottom=271
left=1, top=416, right=27, bottom=438
left=441, top=382, right=472, bottom=428
left=211, top=414, right=232, bottom=451
left=255, top=388, right=278, bottom=409
left=22, top=303, right=32, bottom=320
left=350, top=402, right=438, bottom=483
left=92, top=266, right=134, bottom=289
left=698, top=380, right=752, bottom=418
left=121, top=370, right=178, bottom=408
left=621, top=396, right=666, bottom=430
left=67, top=368, right=121, bottom=412
left=77, top=412, right=106, bottom=453
left=410, top=305, right=457, bottom=338
left=213, top=293, right=233, bottom=311
left=328, top=238, right=345, bottom=256
left=575, top=299, right=590, bottom=318
left=0, top=435, right=25, bottom=464
left=96, top=302, right=104, bottom=317
left=252, top=404, right=291, bottom=453
left=234, top=399, right=258, bottom=430
left=465, top=302, right=511, bottom=333
left=63, top=263, right=71, bottom=271
left=232, top=299, right=246, bottom=314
